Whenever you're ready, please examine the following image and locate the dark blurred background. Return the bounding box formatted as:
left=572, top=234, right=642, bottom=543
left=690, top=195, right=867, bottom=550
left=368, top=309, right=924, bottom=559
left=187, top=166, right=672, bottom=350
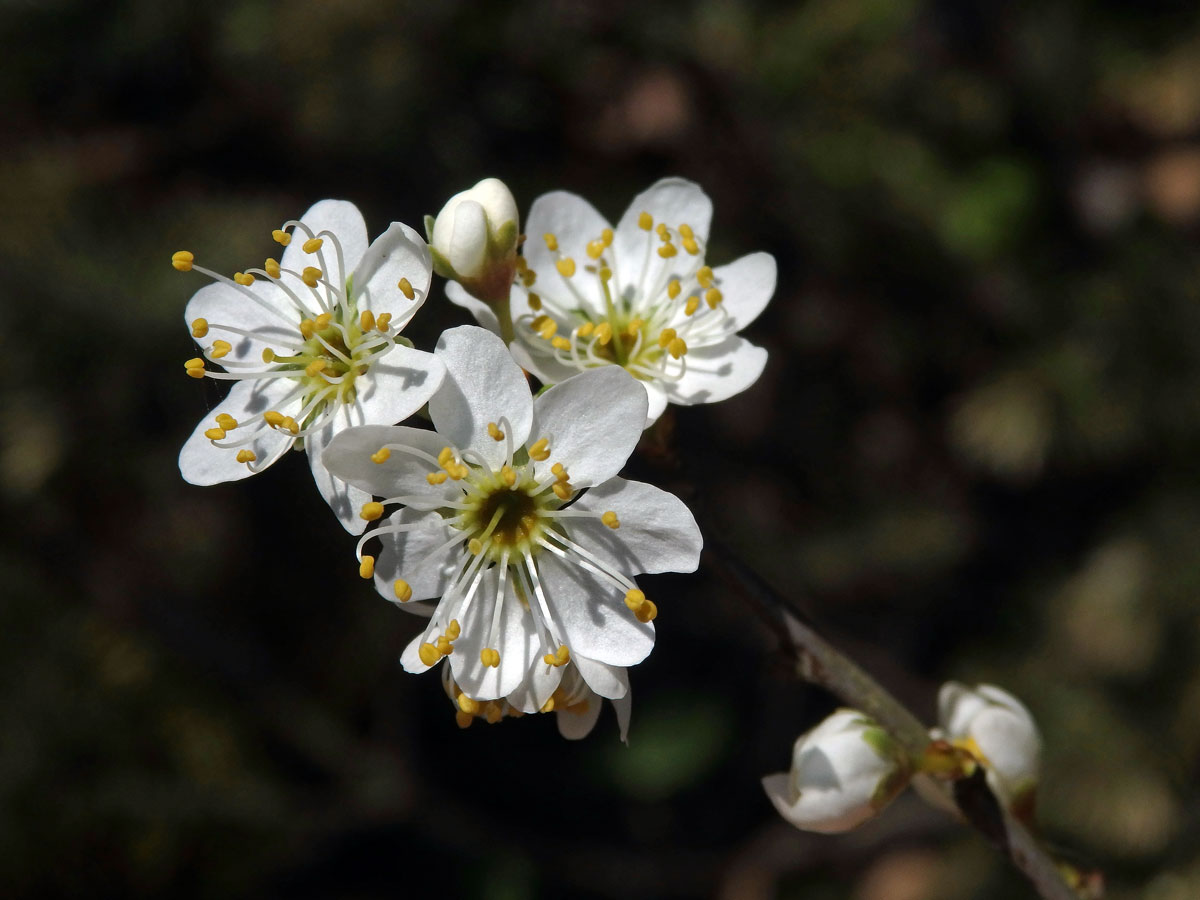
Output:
left=4, top=0, right=1200, bottom=897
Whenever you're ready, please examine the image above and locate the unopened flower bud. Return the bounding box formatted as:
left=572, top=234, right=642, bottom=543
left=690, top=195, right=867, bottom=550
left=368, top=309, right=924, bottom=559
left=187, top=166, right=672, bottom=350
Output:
left=935, top=682, right=1040, bottom=818
left=428, top=177, right=519, bottom=303
left=762, top=709, right=911, bottom=834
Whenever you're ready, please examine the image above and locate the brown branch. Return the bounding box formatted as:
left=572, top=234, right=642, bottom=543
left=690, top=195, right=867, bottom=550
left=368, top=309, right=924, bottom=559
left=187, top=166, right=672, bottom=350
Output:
left=702, top=540, right=1083, bottom=900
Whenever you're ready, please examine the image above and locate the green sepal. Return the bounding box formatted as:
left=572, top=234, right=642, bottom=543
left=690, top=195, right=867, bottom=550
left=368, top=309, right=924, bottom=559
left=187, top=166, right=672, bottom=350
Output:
left=423, top=214, right=436, bottom=243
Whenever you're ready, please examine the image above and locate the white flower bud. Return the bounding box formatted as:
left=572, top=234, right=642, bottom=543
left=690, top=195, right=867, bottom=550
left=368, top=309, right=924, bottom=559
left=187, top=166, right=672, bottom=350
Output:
left=428, top=178, right=519, bottom=290
left=936, top=682, right=1040, bottom=814
left=762, top=709, right=911, bottom=834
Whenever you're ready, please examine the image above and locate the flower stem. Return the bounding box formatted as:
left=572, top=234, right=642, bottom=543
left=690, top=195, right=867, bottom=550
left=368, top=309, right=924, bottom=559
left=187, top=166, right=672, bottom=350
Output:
left=702, top=538, right=1085, bottom=900
left=495, top=292, right=515, bottom=345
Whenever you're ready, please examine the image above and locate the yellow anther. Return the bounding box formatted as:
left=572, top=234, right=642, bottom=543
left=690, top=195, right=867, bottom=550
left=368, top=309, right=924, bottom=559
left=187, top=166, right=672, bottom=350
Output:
left=705, top=288, right=723, bottom=308
left=418, top=642, right=440, bottom=666
left=543, top=652, right=556, bottom=666
left=656, top=223, right=670, bottom=241
left=551, top=336, right=571, bottom=351
left=624, top=589, right=646, bottom=611
left=668, top=337, right=688, bottom=359
left=586, top=239, right=605, bottom=260
left=683, top=237, right=700, bottom=255
left=626, top=317, right=644, bottom=337
left=234, top=271, right=255, bottom=286
left=436, top=635, right=454, bottom=656
left=540, top=697, right=556, bottom=713
left=171, top=250, right=194, bottom=272
left=281, top=416, right=298, bottom=435
left=359, top=310, right=376, bottom=332
left=696, top=265, right=714, bottom=288
left=394, top=579, right=413, bottom=602
left=302, top=237, right=323, bottom=253
left=658, top=327, right=677, bottom=349
left=359, top=556, right=375, bottom=579
left=299, top=318, right=315, bottom=339
left=301, top=266, right=322, bottom=287
left=667, top=280, right=682, bottom=299
left=375, top=312, right=392, bottom=331
left=601, top=227, right=613, bottom=246
left=480, top=648, right=500, bottom=668
left=264, top=411, right=285, bottom=427
left=521, top=269, right=537, bottom=287
left=527, top=292, right=542, bottom=311
left=637, top=211, right=653, bottom=231
left=305, top=359, right=327, bottom=377
left=397, top=277, right=415, bottom=299
left=261, top=348, right=276, bottom=363
left=657, top=242, right=677, bottom=258
left=236, top=449, right=257, bottom=464
left=457, top=693, right=480, bottom=715
left=684, top=296, right=700, bottom=316
left=204, top=428, right=226, bottom=441
left=542, top=233, right=558, bottom=251
left=438, top=447, right=455, bottom=466
left=184, top=357, right=205, bottom=374
left=635, top=599, right=658, bottom=623
left=529, top=438, right=550, bottom=461
left=360, top=501, right=385, bottom=521
left=515, top=256, right=528, bottom=273
left=210, top=340, right=232, bottom=359
left=552, top=482, right=573, bottom=501
left=501, top=465, right=517, bottom=487
left=272, top=229, right=291, bottom=246
left=537, top=318, right=557, bottom=340
left=370, top=446, right=391, bottom=464
left=455, top=710, right=474, bottom=729
left=594, top=322, right=613, bottom=345
left=556, top=644, right=570, bottom=665
left=599, top=266, right=612, bottom=282
left=488, top=422, right=505, bottom=441
left=191, top=318, right=209, bottom=338
left=265, top=257, right=281, bottom=278
left=215, top=414, right=238, bottom=429
left=484, top=702, right=503, bottom=724
left=577, top=321, right=596, bottom=338
left=555, top=257, right=576, bottom=278
left=314, top=312, right=332, bottom=330
left=447, top=619, right=461, bottom=640
left=426, top=471, right=449, bottom=485
left=679, top=223, right=694, bottom=239
left=551, top=462, right=568, bottom=481
left=468, top=538, right=484, bottom=556
left=601, top=511, right=620, bottom=529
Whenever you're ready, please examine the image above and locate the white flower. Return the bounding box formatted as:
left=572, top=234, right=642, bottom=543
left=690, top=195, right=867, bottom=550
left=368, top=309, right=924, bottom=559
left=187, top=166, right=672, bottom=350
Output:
left=442, top=657, right=632, bottom=742
left=936, top=682, right=1040, bottom=813
left=762, top=709, right=911, bottom=834
left=176, top=200, right=445, bottom=532
left=322, top=324, right=703, bottom=704
left=446, top=177, right=775, bottom=425
left=429, top=177, right=520, bottom=302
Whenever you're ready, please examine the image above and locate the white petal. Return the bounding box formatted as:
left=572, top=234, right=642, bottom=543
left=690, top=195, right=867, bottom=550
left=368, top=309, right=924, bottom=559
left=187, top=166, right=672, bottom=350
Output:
left=305, top=418, right=370, bottom=533
left=642, top=382, right=670, bottom=427
left=354, top=221, right=433, bottom=327
left=612, top=178, right=712, bottom=298
left=556, top=692, right=603, bottom=740
left=508, top=335, right=580, bottom=388
left=712, top=251, right=776, bottom=331
left=185, top=281, right=299, bottom=362
left=373, top=508, right=460, bottom=604
left=429, top=325, right=533, bottom=465
left=322, top=424, right=458, bottom=504
left=567, top=477, right=702, bottom=575
left=573, top=654, right=629, bottom=700
left=444, top=280, right=501, bottom=335
left=613, top=691, right=633, bottom=743
left=401, top=630, right=436, bottom=674
left=523, top=191, right=611, bottom=318
left=970, top=707, right=1040, bottom=786
left=535, top=551, right=654, bottom=667
left=178, top=379, right=295, bottom=485
left=506, top=661, right=565, bottom=714
left=666, top=336, right=767, bottom=406
left=352, top=346, right=445, bottom=428
left=530, top=366, right=646, bottom=487
left=449, top=571, right=539, bottom=701
left=447, top=199, right=489, bottom=278
left=939, top=681, right=989, bottom=737
left=281, top=199, right=369, bottom=288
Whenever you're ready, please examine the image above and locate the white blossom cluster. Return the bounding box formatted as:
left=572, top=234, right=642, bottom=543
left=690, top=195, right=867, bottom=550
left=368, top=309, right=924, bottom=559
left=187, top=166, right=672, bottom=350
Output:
left=174, top=178, right=774, bottom=738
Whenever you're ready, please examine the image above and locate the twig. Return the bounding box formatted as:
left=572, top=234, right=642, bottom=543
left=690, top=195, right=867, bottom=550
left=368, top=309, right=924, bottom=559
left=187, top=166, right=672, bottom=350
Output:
left=703, top=540, right=1083, bottom=900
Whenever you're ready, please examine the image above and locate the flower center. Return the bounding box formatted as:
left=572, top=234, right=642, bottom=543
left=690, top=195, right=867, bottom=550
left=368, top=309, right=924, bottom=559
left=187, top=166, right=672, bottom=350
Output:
left=462, top=477, right=548, bottom=558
